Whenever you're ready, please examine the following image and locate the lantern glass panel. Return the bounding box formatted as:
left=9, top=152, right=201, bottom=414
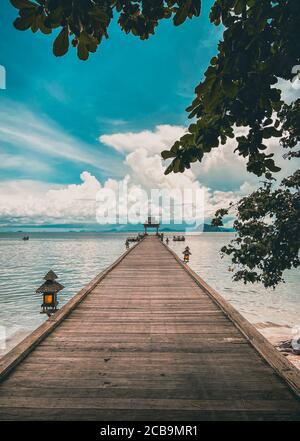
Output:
left=44, top=294, right=54, bottom=305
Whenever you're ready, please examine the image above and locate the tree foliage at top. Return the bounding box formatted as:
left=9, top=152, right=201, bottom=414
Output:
left=10, top=0, right=201, bottom=60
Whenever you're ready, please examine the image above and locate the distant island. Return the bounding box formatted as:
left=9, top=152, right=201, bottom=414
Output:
left=0, top=223, right=234, bottom=233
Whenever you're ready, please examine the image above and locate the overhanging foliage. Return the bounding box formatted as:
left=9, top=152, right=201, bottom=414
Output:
left=11, top=0, right=201, bottom=60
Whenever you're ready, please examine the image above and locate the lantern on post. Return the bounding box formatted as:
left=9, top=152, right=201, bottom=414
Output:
left=183, top=246, right=192, bottom=264
left=36, top=270, right=64, bottom=316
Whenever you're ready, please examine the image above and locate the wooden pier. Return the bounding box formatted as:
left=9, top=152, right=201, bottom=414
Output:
left=0, top=236, right=300, bottom=421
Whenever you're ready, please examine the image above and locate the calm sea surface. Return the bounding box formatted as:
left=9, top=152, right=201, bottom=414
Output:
left=0, top=232, right=299, bottom=353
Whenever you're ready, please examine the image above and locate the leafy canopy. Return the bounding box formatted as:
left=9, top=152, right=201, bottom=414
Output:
left=215, top=172, right=300, bottom=288
left=161, top=0, right=300, bottom=178
left=11, top=0, right=201, bottom=60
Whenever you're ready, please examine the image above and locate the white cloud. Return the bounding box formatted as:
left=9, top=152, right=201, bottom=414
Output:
left=100, top=124, right=260, bottom=192
left=276, top=78, right=300, bottom=104
left=0, top=100, right=124, bottom=177
left=0, top=169, right=240, bottom=226
left=100, top=124, right=186, bottom=154
left=99, top=126, right=247, bottom=223
left=2, top=119, right=298, bottom=226
left=43, top=82, right=68, bottom=103
left=0, top=172, right=101, bottom=225
left=193, top=125, right=299, bottom=191
left=193, top=127, right=251, bottom=191
left=0, top=152, right=51, bottom=174
left=97, top=117, right=129, bottom=127
left=99, top=123, right=299, bottom=217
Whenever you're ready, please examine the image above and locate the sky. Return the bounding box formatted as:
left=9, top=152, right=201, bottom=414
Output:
left=0, top=1, right=299, bottom=228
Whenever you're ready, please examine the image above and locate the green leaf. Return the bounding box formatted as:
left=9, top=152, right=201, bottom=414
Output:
left=161, top=150, right=176, bottom=160
left=234, top=0, right=246, bottom=15
left=174, top=0, right=192, bottom=26
left=31, top=15, right=39, bottom=33
left=192, top=0, right=202, bottom=16
left=53, top=27, right=69, bottom=57
left=13, top=13, right=35, bottom=30
left=265, top=159, right=281, bottom=173
left=164, top=163, right=174, bottom=175
left=173, top=159, right=181, bottom=173
left=38, top=16, right=52, bottom=34
left=77, top=42, right=89, bottom=61
left=80, top=31, right=98, bottom=53
left=262, top=127, right=282, bottom=139
left=210, top=56, right=218, bottom=66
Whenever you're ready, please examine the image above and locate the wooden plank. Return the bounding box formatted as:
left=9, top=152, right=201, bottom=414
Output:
left=0, top=397, right=299, bottom=412
left=0, top=386, right=293, bottom=401
left=0, top=408, right=298, bottom=421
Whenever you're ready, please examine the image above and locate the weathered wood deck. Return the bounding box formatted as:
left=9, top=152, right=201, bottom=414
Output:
left=0, top=236, right=300, bottom=421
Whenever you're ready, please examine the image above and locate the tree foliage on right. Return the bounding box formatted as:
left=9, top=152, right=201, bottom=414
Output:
left=212, top=100, right=300, bottom=288
left=160, top=0, right=300, bottom=288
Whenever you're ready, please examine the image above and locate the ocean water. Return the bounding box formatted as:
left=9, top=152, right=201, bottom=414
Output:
left=0, top=232, right=126, bottom=353
left=0, top=232, right=299, bottom=355
left=168, top=234, right=300, bottom=327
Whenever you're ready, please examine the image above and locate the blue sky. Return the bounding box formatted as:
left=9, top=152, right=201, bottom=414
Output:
left=0, top=2, right=297, bottom=227
left=0, top=1, right=218, bottom=185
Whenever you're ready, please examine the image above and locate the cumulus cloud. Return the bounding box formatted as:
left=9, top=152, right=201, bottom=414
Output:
left=99, top=123, right=299, bottom=220
left=276, top=77, right=300, bottom=104
left=100, top=124, right=258, bottom=193
left=0, top=172, right=101, bottom=225
left=99, top=125, right=249, bottom=223
left=100, top=124, right=186, bottom=154
left=0, top=163, right=241, bottom=227
left=2, top=118, right=297, bottom=226
left=193, top=125, right=298, bottom=191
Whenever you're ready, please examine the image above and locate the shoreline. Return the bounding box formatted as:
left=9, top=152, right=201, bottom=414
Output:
left=0, top=328, right=32, bottom=358
left=255, top=322, right=300, bottom=371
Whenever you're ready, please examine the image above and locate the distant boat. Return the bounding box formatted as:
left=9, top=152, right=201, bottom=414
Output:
left=127, top=236, right=141, bottom=243
left=22, top=236, right=29, bottom=241
left=173, top=235, right=185, bottom=242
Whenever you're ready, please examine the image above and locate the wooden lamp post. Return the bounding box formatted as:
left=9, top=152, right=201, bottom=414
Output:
left=183, top=246, right=192, bottom=264
left=36, top=270, right=64, bottom=316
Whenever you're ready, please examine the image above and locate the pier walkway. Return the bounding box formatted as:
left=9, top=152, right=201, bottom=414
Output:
left=0, top=236, right=299, bottom=420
